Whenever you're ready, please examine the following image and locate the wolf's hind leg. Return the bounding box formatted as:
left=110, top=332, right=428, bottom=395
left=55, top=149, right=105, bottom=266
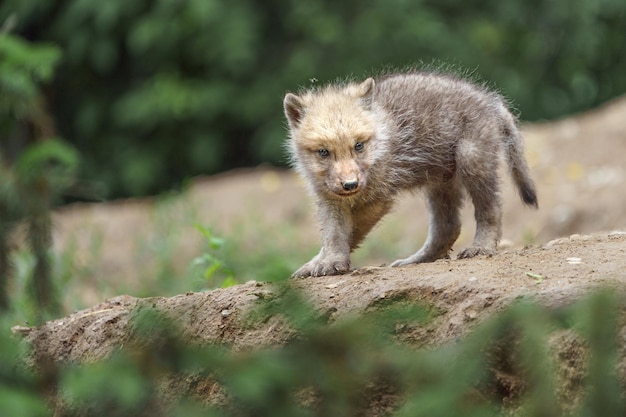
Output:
left=391, top=183, right=462, bottom=267
left=457, top=147, right=503, bottom=259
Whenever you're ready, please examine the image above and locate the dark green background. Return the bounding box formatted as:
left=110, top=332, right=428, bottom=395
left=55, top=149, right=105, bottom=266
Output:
left=2, top=0, right=625, bottom=198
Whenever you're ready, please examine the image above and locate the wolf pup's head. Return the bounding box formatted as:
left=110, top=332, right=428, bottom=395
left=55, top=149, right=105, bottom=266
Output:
left=284, top=78, right=387, bottom=199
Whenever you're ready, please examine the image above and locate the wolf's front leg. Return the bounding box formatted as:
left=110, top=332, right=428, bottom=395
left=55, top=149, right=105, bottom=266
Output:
left=292, top=201, right=353, bottom=278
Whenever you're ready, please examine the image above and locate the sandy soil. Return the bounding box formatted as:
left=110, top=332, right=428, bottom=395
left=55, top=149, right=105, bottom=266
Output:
left=27, top=231, right=626, bottom=356
left=22, top=231, right=626, bottom=415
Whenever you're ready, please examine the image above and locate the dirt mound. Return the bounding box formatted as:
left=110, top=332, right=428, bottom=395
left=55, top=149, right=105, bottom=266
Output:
left=21, top=232, right=626, bottom=413
left=26, top=232, right=626, bottom=357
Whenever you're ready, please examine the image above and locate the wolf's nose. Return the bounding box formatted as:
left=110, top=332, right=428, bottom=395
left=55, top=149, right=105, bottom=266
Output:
left=342, top=180, right=359, bottom=191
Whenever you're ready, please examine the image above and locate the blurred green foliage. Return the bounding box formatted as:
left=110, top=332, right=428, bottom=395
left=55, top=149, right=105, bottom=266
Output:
left=0, top=31, right=60, bottom=122
left=0, top=320, right=48, bottom=417
left=189, top=223, right=237, bottom=288
left=0, top=29, right=78, bottom=320
left=1, top=0, right=625, bottom=198
left=1, top=289, right=625, bottom=416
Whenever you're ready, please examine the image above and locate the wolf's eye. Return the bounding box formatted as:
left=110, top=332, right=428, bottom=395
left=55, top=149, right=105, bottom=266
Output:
left=318, top=148, right=330, bottom=158
left=354, top=142, right=365, bottom=152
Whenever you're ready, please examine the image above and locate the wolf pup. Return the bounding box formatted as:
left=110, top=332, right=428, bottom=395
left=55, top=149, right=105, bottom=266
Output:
left=284, top=71, right=538, bottom=278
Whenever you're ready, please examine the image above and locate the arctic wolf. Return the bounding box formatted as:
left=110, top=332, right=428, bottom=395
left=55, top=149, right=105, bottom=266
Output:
left=283, top=71, right=538, bottom=277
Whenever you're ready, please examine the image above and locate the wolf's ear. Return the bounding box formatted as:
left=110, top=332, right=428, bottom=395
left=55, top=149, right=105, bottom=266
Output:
left=357, top=78, right=375, bottom=109
left=358, top=78, right=375, bottom=97
left=284, top=93, right=305, bottom=128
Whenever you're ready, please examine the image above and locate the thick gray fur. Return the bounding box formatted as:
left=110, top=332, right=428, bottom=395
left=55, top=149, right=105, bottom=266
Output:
left=284, top=71, right=538, bottom=277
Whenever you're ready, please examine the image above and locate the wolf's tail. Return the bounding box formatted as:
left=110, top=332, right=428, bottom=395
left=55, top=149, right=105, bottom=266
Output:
left=502, top=113, right=538, bottom=208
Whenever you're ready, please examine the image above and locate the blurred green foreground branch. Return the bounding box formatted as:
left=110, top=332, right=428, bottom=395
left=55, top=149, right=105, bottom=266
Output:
left=1, top=28, right=78, bottom=320
left=2, top=287, right=624, bottom=417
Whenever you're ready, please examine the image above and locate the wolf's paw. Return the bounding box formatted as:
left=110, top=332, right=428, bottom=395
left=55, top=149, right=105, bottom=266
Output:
left=390, top=250, right=450, bottom=267
left=457, top=247, right=496, bottom=259
left=390, top=256, right=423, bottom=267
left=292, top=257, right=350, bottom=278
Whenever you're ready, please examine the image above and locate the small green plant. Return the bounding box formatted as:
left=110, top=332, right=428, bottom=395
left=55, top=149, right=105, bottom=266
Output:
left=189, top=224, right=236, bottom=288
left=8, top=242, right=85, bottom=324
left=215, top=206, right=302, bottom=283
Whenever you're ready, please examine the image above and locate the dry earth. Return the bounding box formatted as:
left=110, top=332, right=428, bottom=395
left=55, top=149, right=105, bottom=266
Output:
left=15, top=95, right=626, bottom=413
left=26, top=231, right=626, bottom=357
left=22, top=231, right=626, bottom=415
